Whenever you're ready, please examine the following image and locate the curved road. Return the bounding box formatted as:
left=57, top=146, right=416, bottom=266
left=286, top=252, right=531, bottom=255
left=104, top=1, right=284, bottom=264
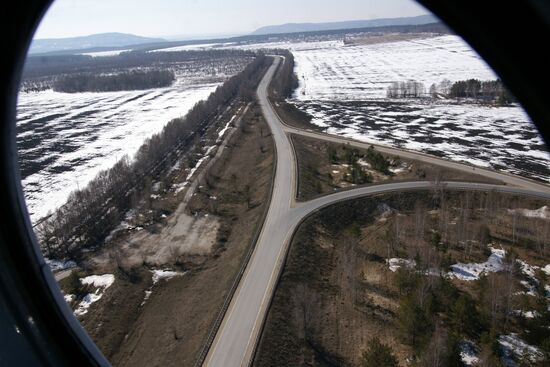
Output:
left=204, top=57, right=550, bottom=367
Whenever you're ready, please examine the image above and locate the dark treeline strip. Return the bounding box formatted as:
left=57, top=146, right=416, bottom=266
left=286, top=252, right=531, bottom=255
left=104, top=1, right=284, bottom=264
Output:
left=386, top=80, right=426, bottom=98
left=446, top=78, right=515, bottom=103
left=53, top=69, right=175, bottom=93
left=387, top=78, right=515, bottom=105
left=37, top=54, right=271, bottom=259
left=22, top=49, right=255, bottom=80
left=268, top=49, right=299, bottom=99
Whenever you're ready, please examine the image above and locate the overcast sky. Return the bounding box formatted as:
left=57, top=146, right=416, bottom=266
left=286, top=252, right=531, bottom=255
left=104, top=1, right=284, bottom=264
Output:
left=34, top=0, right=429, bottom=39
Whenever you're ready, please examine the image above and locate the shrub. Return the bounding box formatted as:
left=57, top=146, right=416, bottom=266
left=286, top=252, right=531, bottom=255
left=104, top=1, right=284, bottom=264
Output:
left=362, top=338, right=398, bottom=367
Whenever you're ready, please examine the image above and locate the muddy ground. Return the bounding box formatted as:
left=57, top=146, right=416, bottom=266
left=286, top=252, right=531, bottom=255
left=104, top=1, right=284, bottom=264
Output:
left=64, top=103, right=274, bottom=366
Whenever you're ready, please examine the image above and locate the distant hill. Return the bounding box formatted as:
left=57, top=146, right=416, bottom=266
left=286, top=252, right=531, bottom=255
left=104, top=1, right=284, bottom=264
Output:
left=251, top=14, right=438, bottom=35
left=29, top=32, right=166, bottom=54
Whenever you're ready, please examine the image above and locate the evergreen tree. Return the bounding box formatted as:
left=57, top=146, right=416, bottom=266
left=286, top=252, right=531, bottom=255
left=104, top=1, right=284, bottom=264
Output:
left=362, top=338, right=398, bottom=367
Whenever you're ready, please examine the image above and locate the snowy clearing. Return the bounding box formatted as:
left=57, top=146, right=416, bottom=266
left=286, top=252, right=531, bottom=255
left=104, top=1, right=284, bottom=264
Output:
left=499, top=333, right=543, bottom=365
left=387, top=258, right=416, bottom=272
left=73, top=273, right=115, bottom=316
left=447, top=246, right=505, bottom=281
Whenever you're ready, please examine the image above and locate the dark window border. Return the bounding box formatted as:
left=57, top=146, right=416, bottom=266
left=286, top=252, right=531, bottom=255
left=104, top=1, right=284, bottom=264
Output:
left=0, top=1, right=548, bottom=365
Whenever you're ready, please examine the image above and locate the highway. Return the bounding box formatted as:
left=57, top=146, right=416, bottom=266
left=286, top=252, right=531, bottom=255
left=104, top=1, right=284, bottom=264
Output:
left=203, top=57, right=550, bottom=367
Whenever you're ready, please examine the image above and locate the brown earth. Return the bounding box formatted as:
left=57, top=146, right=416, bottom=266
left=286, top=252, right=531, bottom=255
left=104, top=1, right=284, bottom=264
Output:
left=291, top=133, right=501, bottom=201
left=253, top=190, right=550, bottom=366
left=63, top=103, right=274, bottom=366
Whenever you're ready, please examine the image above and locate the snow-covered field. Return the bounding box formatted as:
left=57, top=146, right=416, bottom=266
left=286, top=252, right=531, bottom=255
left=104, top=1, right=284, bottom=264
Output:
left=284, top=36, right=496, bottom=100
left=221, top=34, right=550, bottom=182
left=298, top=100, right=549, bottom=181
left=17, top=59, right=248, bottom=221
left=150, top=42, right=236, bottom=53
left=80, top=49, right=132, bottom=57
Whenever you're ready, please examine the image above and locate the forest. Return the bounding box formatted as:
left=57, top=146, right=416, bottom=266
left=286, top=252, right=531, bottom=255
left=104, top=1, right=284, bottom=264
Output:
left=52, top=69, right=175, bottom=92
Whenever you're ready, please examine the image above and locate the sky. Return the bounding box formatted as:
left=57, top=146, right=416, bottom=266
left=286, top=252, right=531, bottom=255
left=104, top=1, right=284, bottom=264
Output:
left=34, top=0, right=429, bottom=40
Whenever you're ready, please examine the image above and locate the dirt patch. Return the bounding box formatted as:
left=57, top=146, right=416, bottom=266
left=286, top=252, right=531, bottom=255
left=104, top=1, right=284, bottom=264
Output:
left=254, top=191, right=550, bottom=366
left=91, top=213, right=220, bottom=270
left=291, top=133, right=502, bottom=201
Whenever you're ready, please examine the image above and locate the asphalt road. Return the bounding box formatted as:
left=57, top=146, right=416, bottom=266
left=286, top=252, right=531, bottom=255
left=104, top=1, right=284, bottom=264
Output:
left=204, top=57, right=550, bottom=367
left=284, top=126, right=550, bottom=194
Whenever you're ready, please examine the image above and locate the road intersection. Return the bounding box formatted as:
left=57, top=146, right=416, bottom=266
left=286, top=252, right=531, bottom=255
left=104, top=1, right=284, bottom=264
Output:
left=204, top=57, right=550, bottom=367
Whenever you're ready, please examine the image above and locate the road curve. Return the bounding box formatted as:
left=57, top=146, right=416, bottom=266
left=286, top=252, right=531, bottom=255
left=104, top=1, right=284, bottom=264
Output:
left=282, top=123, right=550, bottom=195
left=204, top=57, right=550, bottom=367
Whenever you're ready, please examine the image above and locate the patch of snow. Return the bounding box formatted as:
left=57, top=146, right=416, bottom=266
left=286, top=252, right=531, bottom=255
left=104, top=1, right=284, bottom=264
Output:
left=217, top=115, right=237, bottom=142
left=64, top=294, right=75, bottom=303
left=140, top=290, right=153, bottom=306
left=518, top=259, right=540, bottom=280
left=519, top=280, right=537, bottom=297
left=387, top=258, right=416, bottom=272
left=390, top=164, right=409, bottom=174
left=150, top=43, right=219, bottom=52
left=459, top=340, right=479, bottom=366
left=509, top=206, right=550, bottom=220
left=542, top=264, right=550, bottom=276
left=185, top=145, right=216, bottom=182
left=74, top=274, right=115, bottom=316
left=512, top=310, right=540, bottom=319
left=448, top=245, right=505, bottom=281
left=45, top=258, right=76, bottom=272
left=152, top=182, right=161, bottom=192
left=80, top=49, right=132, bottom=57
left=80, top=274, right=115, bottom=288
left=498, top=333, right=543, bottom=365
left=151, top=269, right=185, bottom=284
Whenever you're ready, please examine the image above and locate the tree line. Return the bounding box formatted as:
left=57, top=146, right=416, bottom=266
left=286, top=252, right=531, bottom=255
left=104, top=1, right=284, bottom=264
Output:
left=444, top=78, right=515, bottom=104
left=387, top=78, right=515, bottom=104
left=20, top=49, right=255, bottom=92
left=52, top=69, right=175, bottom=93
left=268, top=49, right=299, bottom=99
left=37, top=54, right=271, bottom=259
left=386, top=80, right=426, bottom=98
left=22, top=49, right=255, bottom=79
